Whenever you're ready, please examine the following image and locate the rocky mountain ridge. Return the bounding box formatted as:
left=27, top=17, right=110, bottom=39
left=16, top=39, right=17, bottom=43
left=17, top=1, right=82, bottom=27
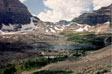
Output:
left=0, top=0, right=40, bottom=33
left=64, top=21, right=112, bottom=34
left=72, top=4, right=112, bottom=26
left=35, top=21, right=67, bottom=34
left=0, top=0, right=32, bottom=25
left=0, top=1, right=111, bottom=35
left=33, top=4, right=112, bottom=34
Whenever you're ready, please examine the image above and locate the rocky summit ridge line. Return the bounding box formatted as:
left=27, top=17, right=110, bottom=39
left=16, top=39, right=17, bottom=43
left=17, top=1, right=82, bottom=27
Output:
left=0, top=0, right=31, bottom=27
left=72, top=4, right=112, bottom=26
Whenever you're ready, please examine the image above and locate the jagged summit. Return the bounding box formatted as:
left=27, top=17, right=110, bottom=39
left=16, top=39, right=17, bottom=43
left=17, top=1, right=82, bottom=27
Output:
left=0, top=0, right=31, bottom=26
left=72, top=4, right=112, bottom=26
left=0, top=0, right=41, bottom=33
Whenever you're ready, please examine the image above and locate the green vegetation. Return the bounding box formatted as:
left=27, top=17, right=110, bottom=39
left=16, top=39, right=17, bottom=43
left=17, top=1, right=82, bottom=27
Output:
left=73, top=50, right=81, bottom=57
left=63, top=32, right=111, bottom=49
left=0, top=56, right=68, bottom=74
left=96, top=69, right=108, bottom=74
left=107, top=65, right=112, bottom=68
left=21, top=56, right=68, bottom=71
left=77, top=72, right=83, bottom=74
left=0, top=64, right=16, bottom=74
left=73, top=49, right=86, bottom=57
left=0, top=64, right=19, bottom=74
left=33, top=70, right=73, bottom=74
left=65, top=33, right=103, bottom=44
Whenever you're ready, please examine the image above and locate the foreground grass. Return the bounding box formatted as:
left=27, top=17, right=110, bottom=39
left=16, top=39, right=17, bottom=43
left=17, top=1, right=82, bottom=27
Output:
left=0, top=56, right=68, bottom=74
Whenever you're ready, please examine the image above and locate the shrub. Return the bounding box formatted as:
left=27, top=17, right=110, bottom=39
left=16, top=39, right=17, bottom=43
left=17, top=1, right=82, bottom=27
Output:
left=96, top=69, right=108, bottom=74
left=77, top=72, right=83, bottom=74
left=73, top=50, right=81, bottom=57
left=3, top=67, right=17, bottom=74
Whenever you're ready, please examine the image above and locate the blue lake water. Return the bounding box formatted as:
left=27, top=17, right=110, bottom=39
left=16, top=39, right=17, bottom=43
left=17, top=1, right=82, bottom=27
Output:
left=37, top=45, right=90, bottom=50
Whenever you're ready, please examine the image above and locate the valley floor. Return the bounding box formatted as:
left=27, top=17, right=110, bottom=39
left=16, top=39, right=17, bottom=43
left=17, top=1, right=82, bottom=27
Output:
left=22, top=45, right=112, bottom=74
left=0, top=32, right=111, bottom=74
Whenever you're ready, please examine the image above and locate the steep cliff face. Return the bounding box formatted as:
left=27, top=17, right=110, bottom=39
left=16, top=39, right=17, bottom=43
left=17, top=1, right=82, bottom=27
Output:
left=0, top=0, right=31, bottom=26
left=72, top=4, right=112, bottom=26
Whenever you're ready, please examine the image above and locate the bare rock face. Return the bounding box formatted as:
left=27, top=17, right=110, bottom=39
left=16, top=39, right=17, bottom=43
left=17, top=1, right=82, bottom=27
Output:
left=72, top=4, right=112, bottom=26
left=0, top=0, right=32, bottom=26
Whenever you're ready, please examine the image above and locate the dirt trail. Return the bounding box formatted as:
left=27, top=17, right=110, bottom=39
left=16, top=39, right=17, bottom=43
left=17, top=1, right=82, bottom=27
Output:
left=22, top=45, right=112, bottom=74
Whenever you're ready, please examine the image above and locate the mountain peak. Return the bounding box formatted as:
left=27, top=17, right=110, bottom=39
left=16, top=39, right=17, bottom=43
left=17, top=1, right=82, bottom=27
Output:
left=0, top=0, right=31, bottom=25
left=72, top=4, right=112, bottom=26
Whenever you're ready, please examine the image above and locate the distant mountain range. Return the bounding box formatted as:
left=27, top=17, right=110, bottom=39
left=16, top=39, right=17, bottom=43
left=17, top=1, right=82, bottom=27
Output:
left=72, top=4, right=112, bottom=26
left=0, top=0, right=111, bottom=35
left=63, top=4, right=112, bottom=33
left=56, top=20, right=70, bottom=25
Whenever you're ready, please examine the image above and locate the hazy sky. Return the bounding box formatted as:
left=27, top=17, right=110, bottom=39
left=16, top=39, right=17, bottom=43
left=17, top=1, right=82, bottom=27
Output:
left=20, top=0, right=112, bottom=22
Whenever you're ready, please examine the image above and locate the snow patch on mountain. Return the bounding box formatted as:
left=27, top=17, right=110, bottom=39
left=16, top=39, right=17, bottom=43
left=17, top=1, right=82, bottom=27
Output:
left=54, top=26, right=60, bottom=30
left=0, top=17, right=38, bottom=35
left=21, top=18, right=36, bottom=31
left=75, top=25, right=91, bottom=32
left=50, top=28, right=56, bottom=33
left=75, top=28, right=84, bottom=32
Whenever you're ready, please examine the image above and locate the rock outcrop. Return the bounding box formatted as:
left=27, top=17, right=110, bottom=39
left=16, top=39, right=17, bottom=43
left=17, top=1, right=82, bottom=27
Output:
left=35, top=21, right=66, bottom=34
left=72, top=4, right=112, bottom=26
left=0, top=0, right=31, bottom=26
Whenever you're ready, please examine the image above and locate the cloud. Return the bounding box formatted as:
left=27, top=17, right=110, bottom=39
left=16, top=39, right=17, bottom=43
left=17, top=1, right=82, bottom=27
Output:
left=93, top=0, right=112, bottom=10
left=19, top=0, right=111, bottom=22
left=37, top=0, right=112, bottom=22
left=38, top=0, right=92, bottom=22
left=19, top=0, right=27, bottom=3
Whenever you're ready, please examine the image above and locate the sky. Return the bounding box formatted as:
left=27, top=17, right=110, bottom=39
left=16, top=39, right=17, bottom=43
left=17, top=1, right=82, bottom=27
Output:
left=19, top=0, right=112, bottom=22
